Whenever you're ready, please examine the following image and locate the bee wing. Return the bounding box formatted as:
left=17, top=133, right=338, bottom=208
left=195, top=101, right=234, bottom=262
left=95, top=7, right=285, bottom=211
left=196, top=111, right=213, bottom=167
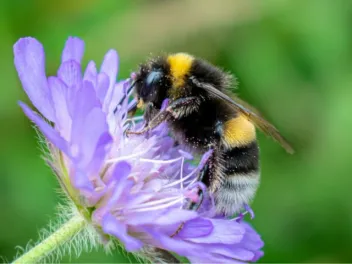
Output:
left=191, top=77, right=294, bottom=154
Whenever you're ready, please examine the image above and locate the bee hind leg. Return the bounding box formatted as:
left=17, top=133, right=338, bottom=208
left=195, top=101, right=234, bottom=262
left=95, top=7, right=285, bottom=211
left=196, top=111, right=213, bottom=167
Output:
left=186, top=149, right=215, bottom=210
left=170, top=150, right=216, bottom=238
left=170, top=151, right=215, bottom=238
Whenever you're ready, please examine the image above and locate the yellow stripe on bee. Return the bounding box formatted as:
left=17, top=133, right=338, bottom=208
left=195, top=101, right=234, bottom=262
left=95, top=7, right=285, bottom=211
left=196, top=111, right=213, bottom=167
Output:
left=223, top=115, right=256, bottom=147
left=167, top=53, right=194, bottom=89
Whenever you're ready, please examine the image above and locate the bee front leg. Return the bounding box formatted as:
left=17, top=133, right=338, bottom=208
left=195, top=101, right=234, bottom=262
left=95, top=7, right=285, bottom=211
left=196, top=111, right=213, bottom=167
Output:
left=143, top=102, right=157, bottom=126
left=126, top=109, right=171, bottom=135
left=127, top=97, right=200, bottom=136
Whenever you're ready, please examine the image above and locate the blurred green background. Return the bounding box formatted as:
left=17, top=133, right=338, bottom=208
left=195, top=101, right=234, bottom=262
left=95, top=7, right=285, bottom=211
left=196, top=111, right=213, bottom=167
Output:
left=1, top=0, right=352, bottom=262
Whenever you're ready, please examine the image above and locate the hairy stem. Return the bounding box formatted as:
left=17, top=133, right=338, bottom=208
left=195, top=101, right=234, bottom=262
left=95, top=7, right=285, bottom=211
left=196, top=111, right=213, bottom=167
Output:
left=153, top=248, right=181, bottom=263
left=13, top=215, right=86, bottom=263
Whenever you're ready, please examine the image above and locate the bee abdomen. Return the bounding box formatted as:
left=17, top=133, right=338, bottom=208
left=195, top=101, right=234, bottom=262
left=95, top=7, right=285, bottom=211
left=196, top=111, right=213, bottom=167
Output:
left=222, top=141, right=259, bottom=174
left=213, top=172, right=260, bottom=215
left=213, top=141, right=260, bottom=216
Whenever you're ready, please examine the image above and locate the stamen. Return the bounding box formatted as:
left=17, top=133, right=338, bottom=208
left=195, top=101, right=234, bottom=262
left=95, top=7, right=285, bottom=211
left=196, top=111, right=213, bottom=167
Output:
left=188, top=173, right=201, bottom=186
left=123, top=118, right=136, bottom=132
left=111, top=196, right=183, bottom=214
left=105, top=149, right=149, bottom=164
left=231, top=204, right=255, bottom=222
left=94, top=186, right=105, bottom=192
left=132, top=116, right=143, bottom=121
left=131, top=197, right=184, bottom=212
left=244, top=204, right=255, bottom=219
left=129, top=196, right=182, bottom=210
left=180, top=157, right=185, bottom=191
left=184, top=190, right=200, bottom=203
left=139, top=156, right=183, bottom=165
left=163, top=167, right=199, bottom=189
left=232, top=211, right=249, bottom=222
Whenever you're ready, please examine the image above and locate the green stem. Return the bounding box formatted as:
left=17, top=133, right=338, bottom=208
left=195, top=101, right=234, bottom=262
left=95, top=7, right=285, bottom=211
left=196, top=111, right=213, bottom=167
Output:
left=13, top=216, right=86, bottom=263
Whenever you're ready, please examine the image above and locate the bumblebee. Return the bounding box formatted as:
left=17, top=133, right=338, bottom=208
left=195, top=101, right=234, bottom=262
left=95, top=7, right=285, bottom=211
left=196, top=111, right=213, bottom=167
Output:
left=122, top=53, right=293, bottom=216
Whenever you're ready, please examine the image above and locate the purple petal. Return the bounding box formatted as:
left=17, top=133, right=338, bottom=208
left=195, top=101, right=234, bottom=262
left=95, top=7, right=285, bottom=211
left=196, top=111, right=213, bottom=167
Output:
left=213, top=247, right=255, bottom=262
left=107, top=163, right=133, bottom=207
left=125, top=210, right=167, bottom=226
left=48, top=77, right=71, bottom=140
left=106, top=80, right=129, bottom=118
left=252, top=250, right=264, bottom=262
left=57, top=60, right=82, bottom=88
left=14, top=38, right=55, bottom=121
left=124, top=193, right=155, bottom=208
left=76, top=107, right=110, bottom=170
left=19, top=102, right=70, bottom=156
left=186, top=240, right=260, bottom=263
left=71, top=168, right=94, bottom=192
left=238, top=222, right=264, bottom=250
left=102, top=214, right=143, bottom=251
left=127, top=209, right=198, bottom=226
left=100, top=50, right=118, bottom=111
left=178, top=149, right=193, bottom=160
left=87, top=132, right=112, bottom=175
left=145, top=229, right=213, bottom=260
left=83, top=61, right=97, bottom=85
left=188, top=255, right=244, bottom=264
left=70, top=81, right=100, bottom=147
left=107, top=161, right=131, bottom=184
left=61, top=37, right=85, bottom=63
left=155, top=209, right=199, bottom=226
left=184, top=219, right=244, bottom=244
left=96, top=73, right=110, bottom=103
left=176, top=218, right=213, bottom=239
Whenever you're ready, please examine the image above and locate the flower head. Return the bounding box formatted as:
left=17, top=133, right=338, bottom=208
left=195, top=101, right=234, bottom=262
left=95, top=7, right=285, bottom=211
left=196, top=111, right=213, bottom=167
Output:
left=14, top=36, right=264, bottom=263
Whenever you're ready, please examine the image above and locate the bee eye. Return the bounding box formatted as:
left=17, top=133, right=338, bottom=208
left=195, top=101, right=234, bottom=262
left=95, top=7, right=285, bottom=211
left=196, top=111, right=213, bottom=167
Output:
left=142, top=70, right=163, bottom=97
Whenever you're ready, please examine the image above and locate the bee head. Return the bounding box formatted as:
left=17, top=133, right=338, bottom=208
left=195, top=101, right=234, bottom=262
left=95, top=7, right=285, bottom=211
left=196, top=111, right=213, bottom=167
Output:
left=133, top=59, right=171, bottom=109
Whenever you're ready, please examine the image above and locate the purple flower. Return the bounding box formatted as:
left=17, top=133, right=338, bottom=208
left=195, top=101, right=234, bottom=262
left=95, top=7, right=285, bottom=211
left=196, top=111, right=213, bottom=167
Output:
left=14, top=36, right=264, bottom=263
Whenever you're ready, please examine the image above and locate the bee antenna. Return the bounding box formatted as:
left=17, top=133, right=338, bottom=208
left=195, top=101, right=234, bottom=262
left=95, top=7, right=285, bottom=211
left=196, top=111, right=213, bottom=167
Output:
left=113, top=80, right=137, bottom=114
left=127, top=80, right=137, bottom=94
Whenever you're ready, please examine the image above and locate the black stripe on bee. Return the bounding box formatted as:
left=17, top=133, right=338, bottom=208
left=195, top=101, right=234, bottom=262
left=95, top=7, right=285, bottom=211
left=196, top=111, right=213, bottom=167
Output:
left=221, top=141, right=259, bottom=175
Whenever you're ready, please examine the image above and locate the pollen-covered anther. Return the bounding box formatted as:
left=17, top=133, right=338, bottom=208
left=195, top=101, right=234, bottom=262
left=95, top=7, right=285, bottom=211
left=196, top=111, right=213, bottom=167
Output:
left=184, top=190, right=201, bottom=203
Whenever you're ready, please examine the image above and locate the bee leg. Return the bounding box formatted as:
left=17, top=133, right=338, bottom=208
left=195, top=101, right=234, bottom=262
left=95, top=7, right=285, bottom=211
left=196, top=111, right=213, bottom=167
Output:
left=170, top=150, right=215, bottom=238
left=127, top=97, right=200, bottom=136
left=186, top=186, right=205, bottom=211
left=169, top=191, right=204, bottom=237
left=170, top=188, right=205, bottom=238
left=166, top=96, right=200, bottom=119
left=143, top=102, right=156, bottom=126
left=170, top=152, right=214, bottom=237
left=126, top=109, right=171, bottom=135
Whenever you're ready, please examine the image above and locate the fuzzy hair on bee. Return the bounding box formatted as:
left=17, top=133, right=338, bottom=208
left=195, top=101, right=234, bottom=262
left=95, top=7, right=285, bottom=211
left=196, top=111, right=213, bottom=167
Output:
left=124, top=52, right=293, bottom=216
